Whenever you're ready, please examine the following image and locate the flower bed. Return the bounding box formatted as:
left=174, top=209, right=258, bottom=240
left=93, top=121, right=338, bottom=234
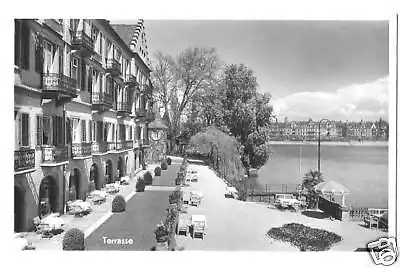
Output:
left=266, top=223, right=342, bottom=251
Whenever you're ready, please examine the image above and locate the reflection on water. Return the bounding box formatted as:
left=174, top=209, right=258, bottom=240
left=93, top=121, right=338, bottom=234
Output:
left=257, top=144, right=388, bottom=208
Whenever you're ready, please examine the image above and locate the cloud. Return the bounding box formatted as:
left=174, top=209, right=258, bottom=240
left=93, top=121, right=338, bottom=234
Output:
left=271, top=76, right=388, bottom=121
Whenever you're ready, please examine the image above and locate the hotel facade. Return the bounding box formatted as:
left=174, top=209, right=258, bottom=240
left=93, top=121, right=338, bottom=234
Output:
left=14, top=19, right=155, bottom=232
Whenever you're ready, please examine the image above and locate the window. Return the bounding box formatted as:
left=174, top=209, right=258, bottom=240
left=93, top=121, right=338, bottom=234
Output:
left=97, top=121, right=103, bottom=142
left=52, top=116, right=64, bottom=146
left=71, top=57, right=80, bottom=89
left=43, top=40, right=54, bottom=74
left=81, top=120, right=87, bottom=142
left=103, top=122, right=108, bottom=142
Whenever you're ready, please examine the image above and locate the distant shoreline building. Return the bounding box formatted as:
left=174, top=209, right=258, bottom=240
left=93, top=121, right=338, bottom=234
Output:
left=269, top=118, right=388, bottom=141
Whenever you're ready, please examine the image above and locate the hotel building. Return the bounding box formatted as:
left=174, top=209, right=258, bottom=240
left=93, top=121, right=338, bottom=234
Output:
left=14, top=19, right=154, bottom=232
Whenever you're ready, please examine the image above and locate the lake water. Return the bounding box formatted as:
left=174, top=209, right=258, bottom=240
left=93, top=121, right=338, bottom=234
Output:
left=257, top=144, right=389, bottom=208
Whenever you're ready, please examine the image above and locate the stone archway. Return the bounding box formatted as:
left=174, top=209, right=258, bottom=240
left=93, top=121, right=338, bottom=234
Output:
left=117, top=156, right=124, bottom=180
left=89, top=164, right=100, bottom=191
left=68, top=168, right=81, bottom=201
left=39, top=176, right=58, bottom=218
left=14, top=185, right=25, bottom=232
left=105, top=159, right=113, bottom=184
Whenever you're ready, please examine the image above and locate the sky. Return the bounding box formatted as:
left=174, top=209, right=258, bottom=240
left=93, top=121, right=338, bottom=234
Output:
left=113, top=20, right=389, bottom=122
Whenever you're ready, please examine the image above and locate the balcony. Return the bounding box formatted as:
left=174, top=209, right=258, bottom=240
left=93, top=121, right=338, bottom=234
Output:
left=42, top=73, right=77, bottom=100
left=91, top=92, right=114, bottom=112
left=117, top=101, right=131, bottom=117
left=71, top=142, right=92, bottom=158
left=14, top=149, right=35, bottom=172
left=124, top=74, right=137, bottom=87
left=92, top=141, right=108, bottom=154
left=71, top=31, right=94, bottom=58
left=106, top=58, right=121, bottom=76
left=135, top=109, right=155, bottom=122
left=115, top=140, right=134, bottom=151
left=41, top=146, right=69, bottom=164
left=107, top=142, right=116, bottom=151
left=138, top=139, right=150, bottom=149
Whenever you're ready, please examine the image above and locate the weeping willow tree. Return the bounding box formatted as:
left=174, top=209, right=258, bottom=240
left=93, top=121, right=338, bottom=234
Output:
left=189, top=126, right=247, bottom=199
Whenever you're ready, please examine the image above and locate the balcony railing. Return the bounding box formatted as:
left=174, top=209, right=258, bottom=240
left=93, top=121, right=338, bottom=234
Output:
left=115, top=140, right=134, bottom=151
left=117, top=101, right=131, bottom=115
left=125, top=140, right=133, bottom=149
left=71, top=31, right=94, bottom=57
left=42, top=73, right=77, bottom=98
left=71, top=142, right=92, bottom=158
left=14, top=149, right=35, bottom=172
left=91, top=92, right=114, bottom=110
left=42, top=146, right=69, bottom=163
left=107, top=142, right=116, bottom=151
left=106, top=58, right=121, bottom=76
left=135, top=108, right=146, bottom=118
left=92, top=141, right=108, bottom=154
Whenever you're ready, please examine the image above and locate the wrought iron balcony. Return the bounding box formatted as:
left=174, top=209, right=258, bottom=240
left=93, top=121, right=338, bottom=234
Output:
left=125, top=140, right=133, bottom=149
left=138, top=139, right=150, bottom=148
left=42, top=73, right=77, bottom=99
left=91, top=141, right=108, bottom=154
left=42, top=146, right=69, bottom=164
left=91, top=92, right=114, bottom=111
left=106, top=58, right=121, bottom=76
left=71, top=30, right=94, bottom=58
left=117, top=101, right=131, bottom=116
left=107, top=142, right=116, bottom=151
left=71, top=142, right=92, bottom=158
left=135, top=108, right=146, bottom=119
left=14, top=149, right=35, bottom=172
left=115, top=140, right=134, bottom=151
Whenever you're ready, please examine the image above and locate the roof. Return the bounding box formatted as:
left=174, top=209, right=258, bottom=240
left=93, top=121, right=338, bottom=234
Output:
left=110, top=24, right=138, bottom=47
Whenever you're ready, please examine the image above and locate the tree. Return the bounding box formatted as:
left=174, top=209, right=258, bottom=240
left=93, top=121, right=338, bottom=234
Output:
left=302, top=169, right=324, bottom=209
left=219, top=64, right=273, bottom=170
left=151, top=52, right=177, bottom=113
left=151, top=47, right=221, bottom=153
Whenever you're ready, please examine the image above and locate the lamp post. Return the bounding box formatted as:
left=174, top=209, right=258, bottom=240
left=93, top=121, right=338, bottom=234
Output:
left=318, top=119, right=331, bottom=173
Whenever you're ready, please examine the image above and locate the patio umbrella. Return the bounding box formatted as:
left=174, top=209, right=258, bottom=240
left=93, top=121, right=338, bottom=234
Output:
left=314, top=181, right=350, bottom=195
left=314, top=180, right=350, bottom=207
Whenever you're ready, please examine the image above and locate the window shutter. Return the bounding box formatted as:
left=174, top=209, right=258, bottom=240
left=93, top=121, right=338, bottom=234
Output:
left=21, top=113, right=29, bottom=146
left=81, top=61, right=86, bottom=90
left=52, top=116, right=57, bottom=146
left=66, top=118, right=72, bottom=144
left=21, top=22, right=30, bottom=70
left=81, top=120, right=86, bottom=142
left=36, top=115, right=42, bottom=146
left=88, top=120, right=92, bottom=142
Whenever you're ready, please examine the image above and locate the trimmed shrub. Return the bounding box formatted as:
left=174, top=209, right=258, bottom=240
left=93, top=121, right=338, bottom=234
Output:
left=161, top=160, right=168, bottom=170
left=166, top=157, right=172, bottom=165
left=175, top=177, right=181, bottom=186
left=136, top=177, right=146, bottom=192
left=62, top=228, right=85, bottom=250
left=144, top=171, right=153, bottom=185
left=112, top=195, right=126, bottom=213
left=155, top=166, right=162, bottom=176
